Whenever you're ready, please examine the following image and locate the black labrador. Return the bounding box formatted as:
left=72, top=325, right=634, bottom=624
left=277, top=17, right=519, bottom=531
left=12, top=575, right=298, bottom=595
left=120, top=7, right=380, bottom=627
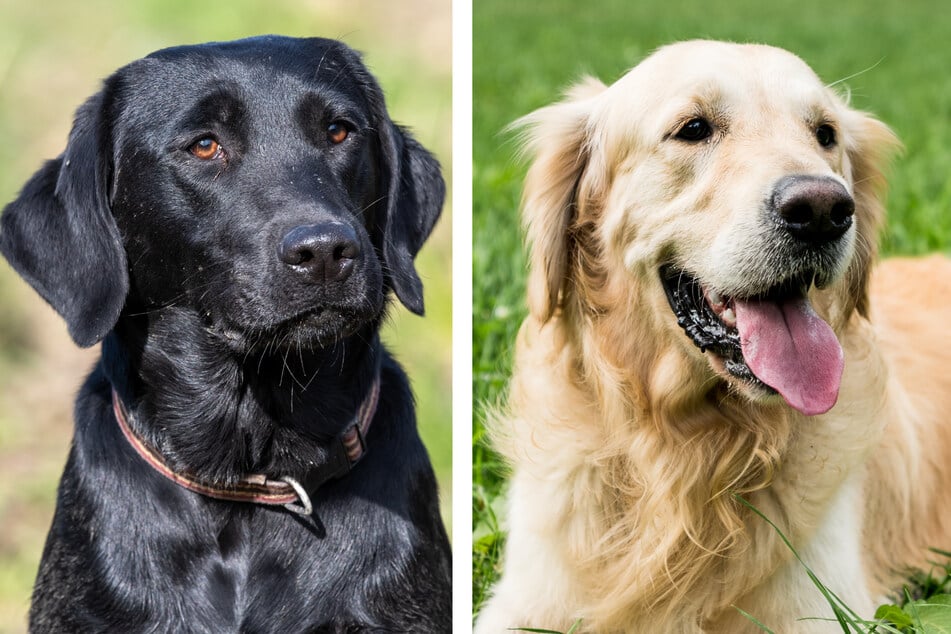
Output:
left=0, top=36, right=451, bottom=632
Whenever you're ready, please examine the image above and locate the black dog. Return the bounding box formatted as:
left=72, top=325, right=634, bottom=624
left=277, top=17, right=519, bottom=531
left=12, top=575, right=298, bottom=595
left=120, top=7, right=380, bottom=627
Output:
left=0, top=36, right=450, bottom=632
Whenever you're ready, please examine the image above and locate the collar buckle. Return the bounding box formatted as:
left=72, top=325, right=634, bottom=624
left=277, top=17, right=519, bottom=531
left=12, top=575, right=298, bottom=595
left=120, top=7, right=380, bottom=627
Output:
left=111, top=350, right=382, bottom=516
left=280, top=476, right=313, bottom=516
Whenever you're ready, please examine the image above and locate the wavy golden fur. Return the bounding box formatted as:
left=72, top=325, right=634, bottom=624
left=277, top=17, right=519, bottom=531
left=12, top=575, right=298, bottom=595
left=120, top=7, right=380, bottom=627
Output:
left=476, top=41, right=951, bottom=633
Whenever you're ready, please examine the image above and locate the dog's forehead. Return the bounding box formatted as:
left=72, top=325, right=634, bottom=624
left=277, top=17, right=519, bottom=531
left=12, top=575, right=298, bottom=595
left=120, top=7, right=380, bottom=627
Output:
left=602, top=40, right=839, bottom=134
left=117, top=36, right=375, bottom=119
left=145, top=35, right=361, bottom=82
left=635, top=41, right=819, bottom=83
left=625, top=42, right=827, bottom=104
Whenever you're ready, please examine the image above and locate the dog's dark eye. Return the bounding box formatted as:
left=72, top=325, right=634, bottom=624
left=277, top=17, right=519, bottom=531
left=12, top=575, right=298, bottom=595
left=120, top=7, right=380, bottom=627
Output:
left=816, top=124, right=836, bottom=148
left=675, top=118, right=713, bottom=142
left=327, top=122, right=350, bottom=145
left=189, top=138, right=223, bottom=160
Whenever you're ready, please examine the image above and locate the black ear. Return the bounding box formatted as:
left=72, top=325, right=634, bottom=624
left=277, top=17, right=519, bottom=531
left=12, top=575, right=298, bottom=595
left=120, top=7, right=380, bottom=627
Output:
left=379, top=122, right=445, bottom=315
left=0, top=89, right=128, bottom=347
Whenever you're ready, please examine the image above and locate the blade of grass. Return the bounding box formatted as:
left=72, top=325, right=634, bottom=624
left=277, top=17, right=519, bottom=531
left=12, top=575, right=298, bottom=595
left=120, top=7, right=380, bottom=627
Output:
left=733, top=494, right=866, bottom=631
left=903, top=588, right=924, bottom=631
left=734, top=605, right=777, bottom=633
left=508, top=618, right=582, bottom=634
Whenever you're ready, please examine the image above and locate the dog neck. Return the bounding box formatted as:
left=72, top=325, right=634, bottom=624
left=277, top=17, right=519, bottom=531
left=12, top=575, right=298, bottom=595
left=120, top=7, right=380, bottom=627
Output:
left=507, top=311, right=890, bottom=628
left=100, top=307, right=385, bottom=489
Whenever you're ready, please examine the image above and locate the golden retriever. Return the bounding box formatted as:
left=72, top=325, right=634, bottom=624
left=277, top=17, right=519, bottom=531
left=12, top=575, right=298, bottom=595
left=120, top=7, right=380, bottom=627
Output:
left=475, top=40, right=951, bottom=633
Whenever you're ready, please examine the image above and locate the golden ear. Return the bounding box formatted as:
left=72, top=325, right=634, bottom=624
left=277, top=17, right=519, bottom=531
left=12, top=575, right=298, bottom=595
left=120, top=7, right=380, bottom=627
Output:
left=511, top=78, right=607, bottom=321
left=842, top=110, right=902, bottom=318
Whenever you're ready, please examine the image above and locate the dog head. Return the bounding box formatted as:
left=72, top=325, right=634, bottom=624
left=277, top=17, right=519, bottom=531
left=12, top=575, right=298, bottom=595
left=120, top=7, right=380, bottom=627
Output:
left=0, top=36, right=443, bottom=350
left=517, top=40, right=898, bottom=415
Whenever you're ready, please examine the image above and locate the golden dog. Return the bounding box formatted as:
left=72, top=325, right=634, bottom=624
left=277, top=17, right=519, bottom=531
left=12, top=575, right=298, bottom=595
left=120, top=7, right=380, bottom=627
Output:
left=476, top=40, right=951, bottom=633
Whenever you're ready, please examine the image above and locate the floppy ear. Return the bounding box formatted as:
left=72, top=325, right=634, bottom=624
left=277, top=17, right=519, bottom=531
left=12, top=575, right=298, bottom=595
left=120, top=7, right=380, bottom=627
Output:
left=512, top=77, right=607, bottom=321
left=840, top=109, right=901, bottom=318
left=378, top=122, right=445, bottom=315
left=0, top=89, right=128, bottom=347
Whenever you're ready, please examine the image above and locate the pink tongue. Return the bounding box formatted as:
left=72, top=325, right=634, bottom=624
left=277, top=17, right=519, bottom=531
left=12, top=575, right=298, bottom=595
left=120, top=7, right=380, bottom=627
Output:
left=733, top=297, right=843, bottom=416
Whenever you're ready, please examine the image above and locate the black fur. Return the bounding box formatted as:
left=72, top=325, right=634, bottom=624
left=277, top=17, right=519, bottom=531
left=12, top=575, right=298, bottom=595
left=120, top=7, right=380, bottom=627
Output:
left=0, top=35, right=450, bottom=632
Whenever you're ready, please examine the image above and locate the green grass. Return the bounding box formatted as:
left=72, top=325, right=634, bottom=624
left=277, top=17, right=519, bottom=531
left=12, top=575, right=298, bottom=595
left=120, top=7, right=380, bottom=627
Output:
left=737, top=496, right=951, bottom=633
left=473, top=0, right=951, bottom=624
left=0, top=2, right=449, bottom=631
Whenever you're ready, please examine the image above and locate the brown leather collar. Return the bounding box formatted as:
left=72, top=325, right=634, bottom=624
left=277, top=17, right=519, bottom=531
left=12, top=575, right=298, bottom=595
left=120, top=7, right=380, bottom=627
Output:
left=111, top=359, right=382, bottom=516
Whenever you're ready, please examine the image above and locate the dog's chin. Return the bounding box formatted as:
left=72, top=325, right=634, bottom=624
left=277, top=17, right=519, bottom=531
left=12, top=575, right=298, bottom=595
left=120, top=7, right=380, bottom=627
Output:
left=211, top=306, right=377, bottom=353
left=274, top=308, right=368, bottom=348
left=659, top=264, right=845, bottom=415
left=703, top=351, right=781, bottom=404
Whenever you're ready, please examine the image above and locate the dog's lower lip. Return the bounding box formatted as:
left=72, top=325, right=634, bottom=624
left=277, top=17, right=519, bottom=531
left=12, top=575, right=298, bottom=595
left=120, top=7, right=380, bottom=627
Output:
left=659, top=264, right=742, bottom=354
left=284, top=307, right=325, bottom=326
left=660, top=264, right=806, bottom=393
left=208, top=306, right=331, bottom=343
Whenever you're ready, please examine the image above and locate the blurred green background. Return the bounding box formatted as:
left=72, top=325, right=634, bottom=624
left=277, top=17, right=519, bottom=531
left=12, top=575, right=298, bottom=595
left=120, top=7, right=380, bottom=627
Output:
left=472, top=0, right=951, bottom=617
left=0, top=1, right=450, bottom=630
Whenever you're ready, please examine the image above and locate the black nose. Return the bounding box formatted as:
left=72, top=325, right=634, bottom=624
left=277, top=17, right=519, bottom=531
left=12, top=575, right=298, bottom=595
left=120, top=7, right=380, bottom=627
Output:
left=773, top=175, right=855, bottom=245
left=278, top=223, right=361, bottom=283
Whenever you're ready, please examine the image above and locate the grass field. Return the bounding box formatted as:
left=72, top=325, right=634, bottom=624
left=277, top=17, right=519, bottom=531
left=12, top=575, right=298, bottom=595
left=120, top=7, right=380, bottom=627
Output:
left=472, top=0, right=951, bottom=627
left=0, top=2, right=450, bottom=631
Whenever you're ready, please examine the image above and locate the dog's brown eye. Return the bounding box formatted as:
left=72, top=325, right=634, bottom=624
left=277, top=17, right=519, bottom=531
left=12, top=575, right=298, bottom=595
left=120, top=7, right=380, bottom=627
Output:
left=190, top=138, right=222, bottom=160
left=327, top=122, right=350, bottom=144
left=816, top=124, right=836, bottom=148
left=676, top=118, right=712, bottom=142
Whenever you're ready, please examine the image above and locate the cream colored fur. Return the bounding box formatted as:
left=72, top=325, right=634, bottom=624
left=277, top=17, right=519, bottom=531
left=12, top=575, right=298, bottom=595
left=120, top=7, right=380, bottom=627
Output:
left=476, top=40, right=951, bottom=633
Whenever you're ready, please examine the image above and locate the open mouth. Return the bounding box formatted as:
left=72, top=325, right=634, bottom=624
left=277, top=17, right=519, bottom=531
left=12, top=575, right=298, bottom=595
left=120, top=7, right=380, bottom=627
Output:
left=660, top=265, right=844, bottom=415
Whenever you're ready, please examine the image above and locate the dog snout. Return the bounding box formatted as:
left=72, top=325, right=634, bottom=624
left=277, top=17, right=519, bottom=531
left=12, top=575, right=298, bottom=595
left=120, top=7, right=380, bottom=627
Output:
left=772, top=175, right=854, bottom=245
left=278, top=223, right=361, bottom=283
